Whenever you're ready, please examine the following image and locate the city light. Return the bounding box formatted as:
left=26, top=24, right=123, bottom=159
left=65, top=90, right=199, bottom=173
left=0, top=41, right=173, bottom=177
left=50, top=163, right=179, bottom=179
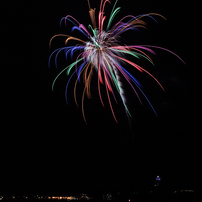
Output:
left=1, top=194, right=90, bottom=201
left=51, top=196, right=78, bottom=200
left=156, top=175, right=161, bottom=181
left=0, top=190, right=197, bottom=201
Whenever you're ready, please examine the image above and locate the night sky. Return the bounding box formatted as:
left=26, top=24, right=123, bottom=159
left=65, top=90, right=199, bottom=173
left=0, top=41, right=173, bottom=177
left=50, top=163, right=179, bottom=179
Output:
left=1, top=0, right=201, bottom=196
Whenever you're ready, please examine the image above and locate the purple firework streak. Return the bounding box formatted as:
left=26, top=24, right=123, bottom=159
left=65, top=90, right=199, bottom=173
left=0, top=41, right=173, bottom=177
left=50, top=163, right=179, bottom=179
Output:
left=49, top=0, right=185, bottom=123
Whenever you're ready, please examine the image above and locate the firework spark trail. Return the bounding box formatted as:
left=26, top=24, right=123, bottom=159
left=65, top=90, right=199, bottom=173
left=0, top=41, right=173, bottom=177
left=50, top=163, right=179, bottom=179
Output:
left=112, top=66, right=131, bottom=116
left=49, top=0, right=185, bottom=123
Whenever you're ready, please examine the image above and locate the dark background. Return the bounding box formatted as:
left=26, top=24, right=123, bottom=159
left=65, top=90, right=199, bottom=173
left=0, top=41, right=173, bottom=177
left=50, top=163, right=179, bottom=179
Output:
left=1, top=0, right=201, bottom=196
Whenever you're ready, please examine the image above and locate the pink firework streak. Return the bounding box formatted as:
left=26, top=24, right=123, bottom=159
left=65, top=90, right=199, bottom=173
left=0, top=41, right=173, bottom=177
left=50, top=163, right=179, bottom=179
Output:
left=49, top=0, right=185, bottom=123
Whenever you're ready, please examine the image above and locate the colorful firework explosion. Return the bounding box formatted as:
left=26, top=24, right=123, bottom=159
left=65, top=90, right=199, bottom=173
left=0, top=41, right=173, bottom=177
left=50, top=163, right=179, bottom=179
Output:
left=49, top=0, right=184, bottom=123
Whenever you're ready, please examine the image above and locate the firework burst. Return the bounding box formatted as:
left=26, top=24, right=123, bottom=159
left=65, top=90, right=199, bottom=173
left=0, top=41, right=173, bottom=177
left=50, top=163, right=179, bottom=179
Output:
left=49, top=0, right=184, bottom=123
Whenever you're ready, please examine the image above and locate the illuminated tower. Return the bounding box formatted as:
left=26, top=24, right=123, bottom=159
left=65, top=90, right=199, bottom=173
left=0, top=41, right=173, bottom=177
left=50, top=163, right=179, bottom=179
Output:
left=155, top=175, right=161, bottom=186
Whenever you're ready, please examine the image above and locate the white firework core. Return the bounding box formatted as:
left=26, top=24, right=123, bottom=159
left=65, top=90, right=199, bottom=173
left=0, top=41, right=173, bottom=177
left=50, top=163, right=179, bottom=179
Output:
left=84, top=31, right=119, bottom=70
